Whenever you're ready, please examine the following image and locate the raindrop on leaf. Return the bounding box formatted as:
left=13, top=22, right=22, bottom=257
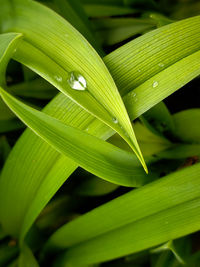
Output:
left=68, top=71, right=87, bottom=91
left=152, top=81, right=159, bottom=88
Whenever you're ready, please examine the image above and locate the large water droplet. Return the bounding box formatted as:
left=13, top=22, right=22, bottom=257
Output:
left=68, top=71, right=87, bottom=91
left=152, top=81, right=159, bottom=88
left=112, top=117, right=118, bottom=124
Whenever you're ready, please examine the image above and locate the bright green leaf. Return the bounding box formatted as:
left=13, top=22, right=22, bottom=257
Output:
left=48, top=163, right=200, bottom=266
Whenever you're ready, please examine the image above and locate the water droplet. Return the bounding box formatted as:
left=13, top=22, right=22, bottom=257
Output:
left=112, top=117, right=118, bottom=124
left=158, top=63, right=164, bottom=68
left=13, top=48, right=17, bottom=53
left=68, top=71, right=87, bottom=91
left=152, top=81, right=159, bottom=88
left=132, top=92, right=138, bottom=102
left=137, top=69, right=141, bottom=72
left=124, top=132, right=129, bottom=137
left=55, top=75, right=62, bottom=82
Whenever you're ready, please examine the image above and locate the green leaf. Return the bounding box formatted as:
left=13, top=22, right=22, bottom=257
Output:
left=83, top=4, right=135, bottom=17
left=0, top=118, right=24, bottom=133
left=109, top=121, right=172, bottom=157
left=151, top=239, right=187, bottom=265
left=18, top=244, right=39, bottom=267
left=0, top=33, right=23, bottom=120
left=140, top=102, right=175, bottom=137
left=151, top=237, right=192, bottom=267
left=0, top=136, right=11, bottom=163
left=172, top=109, right=200, bottom=143
left=157, top=144, right=200, bottom=159
left=123, top=49, right=200, bottom=120
left=53, top=0, right=103, bottom=55
left=8, top=78, right=57, bottom=100
left=47, top=163, right=200, bottom=266
left=75, top=175, right=119, bottom=197
left=0, top=0, right=146, bottom=170
left=94, top=18, right=155, bottom=45
left=0, top=99, right=15, bottom=120
left=145, top=13, right=175, bottom=27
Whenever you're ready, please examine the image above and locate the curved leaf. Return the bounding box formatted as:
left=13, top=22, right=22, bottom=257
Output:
left=0, top=0, right=146, bottom=170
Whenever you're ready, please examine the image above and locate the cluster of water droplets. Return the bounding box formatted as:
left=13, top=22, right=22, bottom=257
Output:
left=68, top=71, right=87, bottom=91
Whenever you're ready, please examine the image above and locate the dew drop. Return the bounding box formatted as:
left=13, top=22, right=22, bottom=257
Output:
left=55, top=75, right=62, bottom=82
left=132, top=92, right=138, bottom=102
left=152, top=81, right=159, bottom=88
left=112, top=117, right=118, bottom=124
left=158, top=63, right=164, bottom=68
left=68, top=71, right=87, bottom=91
left=137, top=69, right=141, bottom=73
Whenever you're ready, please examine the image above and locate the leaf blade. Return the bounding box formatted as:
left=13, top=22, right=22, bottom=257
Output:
left=48, top=164, right=200, bottom=266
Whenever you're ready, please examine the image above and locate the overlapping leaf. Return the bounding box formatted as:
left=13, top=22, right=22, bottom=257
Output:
left=48, top=163, right=200, bottom=266
left=0, top=87, right=152, bottom=188
left=0, top=0, right=146, bottom=170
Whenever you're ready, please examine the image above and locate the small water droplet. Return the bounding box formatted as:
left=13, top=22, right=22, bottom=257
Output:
left=55, top=75, right=62, bottom=82
left=152, top=81, right=159, bottom=88
left=137, top=69, right=141, bottom=72
left=112, top=117, right=118, bottom=124
left=158, top=63, right=164, bottom=68
left=68, top=71, right=87, bottom=91
left=124, top=132, right=129, bottom=137
left=132, top=92, right=138, bottom=102
left=13, top=48, right=17, bottom=53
